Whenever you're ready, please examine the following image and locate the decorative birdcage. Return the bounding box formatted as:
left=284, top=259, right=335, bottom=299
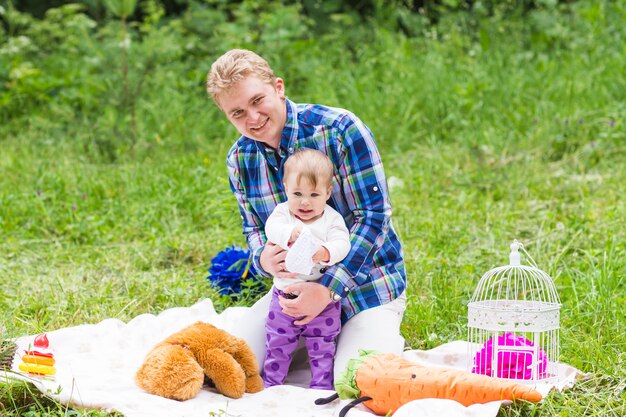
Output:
left=467, top=240, right=561, bottom=383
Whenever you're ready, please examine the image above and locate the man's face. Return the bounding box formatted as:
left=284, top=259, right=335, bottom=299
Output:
left=218, top=75, right=287, bottom=149
left=284, top=175, right=331, bottom=224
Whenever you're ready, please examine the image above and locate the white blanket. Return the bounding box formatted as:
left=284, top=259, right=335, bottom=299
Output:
left=6, top=299, right=581, bottom=417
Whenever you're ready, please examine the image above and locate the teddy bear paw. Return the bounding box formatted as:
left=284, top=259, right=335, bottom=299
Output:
left=245, top=374, right=264, bottom=393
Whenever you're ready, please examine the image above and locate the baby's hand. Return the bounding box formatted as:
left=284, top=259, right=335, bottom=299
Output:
left=289, top=225, right=303, bottom=244
left=312, top=247, right=330, bottom=264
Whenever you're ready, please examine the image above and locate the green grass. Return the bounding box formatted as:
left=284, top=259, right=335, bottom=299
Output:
left=1, top=1, right=625, bottom=415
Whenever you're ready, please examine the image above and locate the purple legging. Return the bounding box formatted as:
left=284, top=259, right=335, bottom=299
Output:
left=263, top=286, right=341, bottom=389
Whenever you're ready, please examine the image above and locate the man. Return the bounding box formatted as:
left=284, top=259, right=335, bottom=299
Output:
left=206, top=49, right=407, bottom=383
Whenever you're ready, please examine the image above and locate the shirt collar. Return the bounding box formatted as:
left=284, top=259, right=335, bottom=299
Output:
left=280, top=98, right=298, bottom=151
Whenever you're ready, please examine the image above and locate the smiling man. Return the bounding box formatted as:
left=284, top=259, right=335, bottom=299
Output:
left=206, top=49, right=407, bottom=386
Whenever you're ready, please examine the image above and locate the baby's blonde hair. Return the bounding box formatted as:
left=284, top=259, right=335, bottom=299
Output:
left=206, top=49, right=277, bottom=106
left=283, top=149, right=334, bottom=189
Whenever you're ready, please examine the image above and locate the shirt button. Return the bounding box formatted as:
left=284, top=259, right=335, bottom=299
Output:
left=289, top=147, right=294, bottom=154
left=373, top=186, right=379, bottom=192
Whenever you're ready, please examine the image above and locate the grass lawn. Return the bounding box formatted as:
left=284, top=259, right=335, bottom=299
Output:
left=1, top=1, right=625, bottom=415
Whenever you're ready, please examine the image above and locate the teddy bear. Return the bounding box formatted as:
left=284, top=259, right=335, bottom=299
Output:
left=135, top=321, right=264, bottom=400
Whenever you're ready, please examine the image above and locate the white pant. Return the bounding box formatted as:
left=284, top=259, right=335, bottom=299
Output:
left=229, top=291, right=407, bottom=386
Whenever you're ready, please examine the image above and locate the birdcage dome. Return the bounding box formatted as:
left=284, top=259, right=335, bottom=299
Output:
left=468, top=241, right=561, bottom=332
left=467, top=240, right=561, bottom=382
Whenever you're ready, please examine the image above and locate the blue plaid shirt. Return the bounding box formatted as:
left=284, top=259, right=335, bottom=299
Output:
left=227, top=99, right=406, bottom=323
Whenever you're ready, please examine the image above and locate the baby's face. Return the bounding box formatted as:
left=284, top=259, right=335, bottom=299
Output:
left=284, top=175, right=331, bottom=223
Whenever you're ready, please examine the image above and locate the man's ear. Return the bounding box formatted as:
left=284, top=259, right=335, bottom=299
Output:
left=276, top=78, right=285, bottom=99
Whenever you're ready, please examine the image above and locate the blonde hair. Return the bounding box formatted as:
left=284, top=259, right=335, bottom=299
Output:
left=283, top=149, right=334, bottom=189
left=206, top=49, right=277, bottom=105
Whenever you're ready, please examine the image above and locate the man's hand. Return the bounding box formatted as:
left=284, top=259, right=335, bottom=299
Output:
left=259, top=242, right=298, bottom=278
left=279, top=281, right=332, bottom=325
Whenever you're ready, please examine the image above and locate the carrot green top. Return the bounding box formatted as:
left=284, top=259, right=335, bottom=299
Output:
left=335, top=349, right=382, bottom=400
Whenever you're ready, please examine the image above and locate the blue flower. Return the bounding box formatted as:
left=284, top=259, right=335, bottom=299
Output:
left=207, top=246, right=263, bottom=296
